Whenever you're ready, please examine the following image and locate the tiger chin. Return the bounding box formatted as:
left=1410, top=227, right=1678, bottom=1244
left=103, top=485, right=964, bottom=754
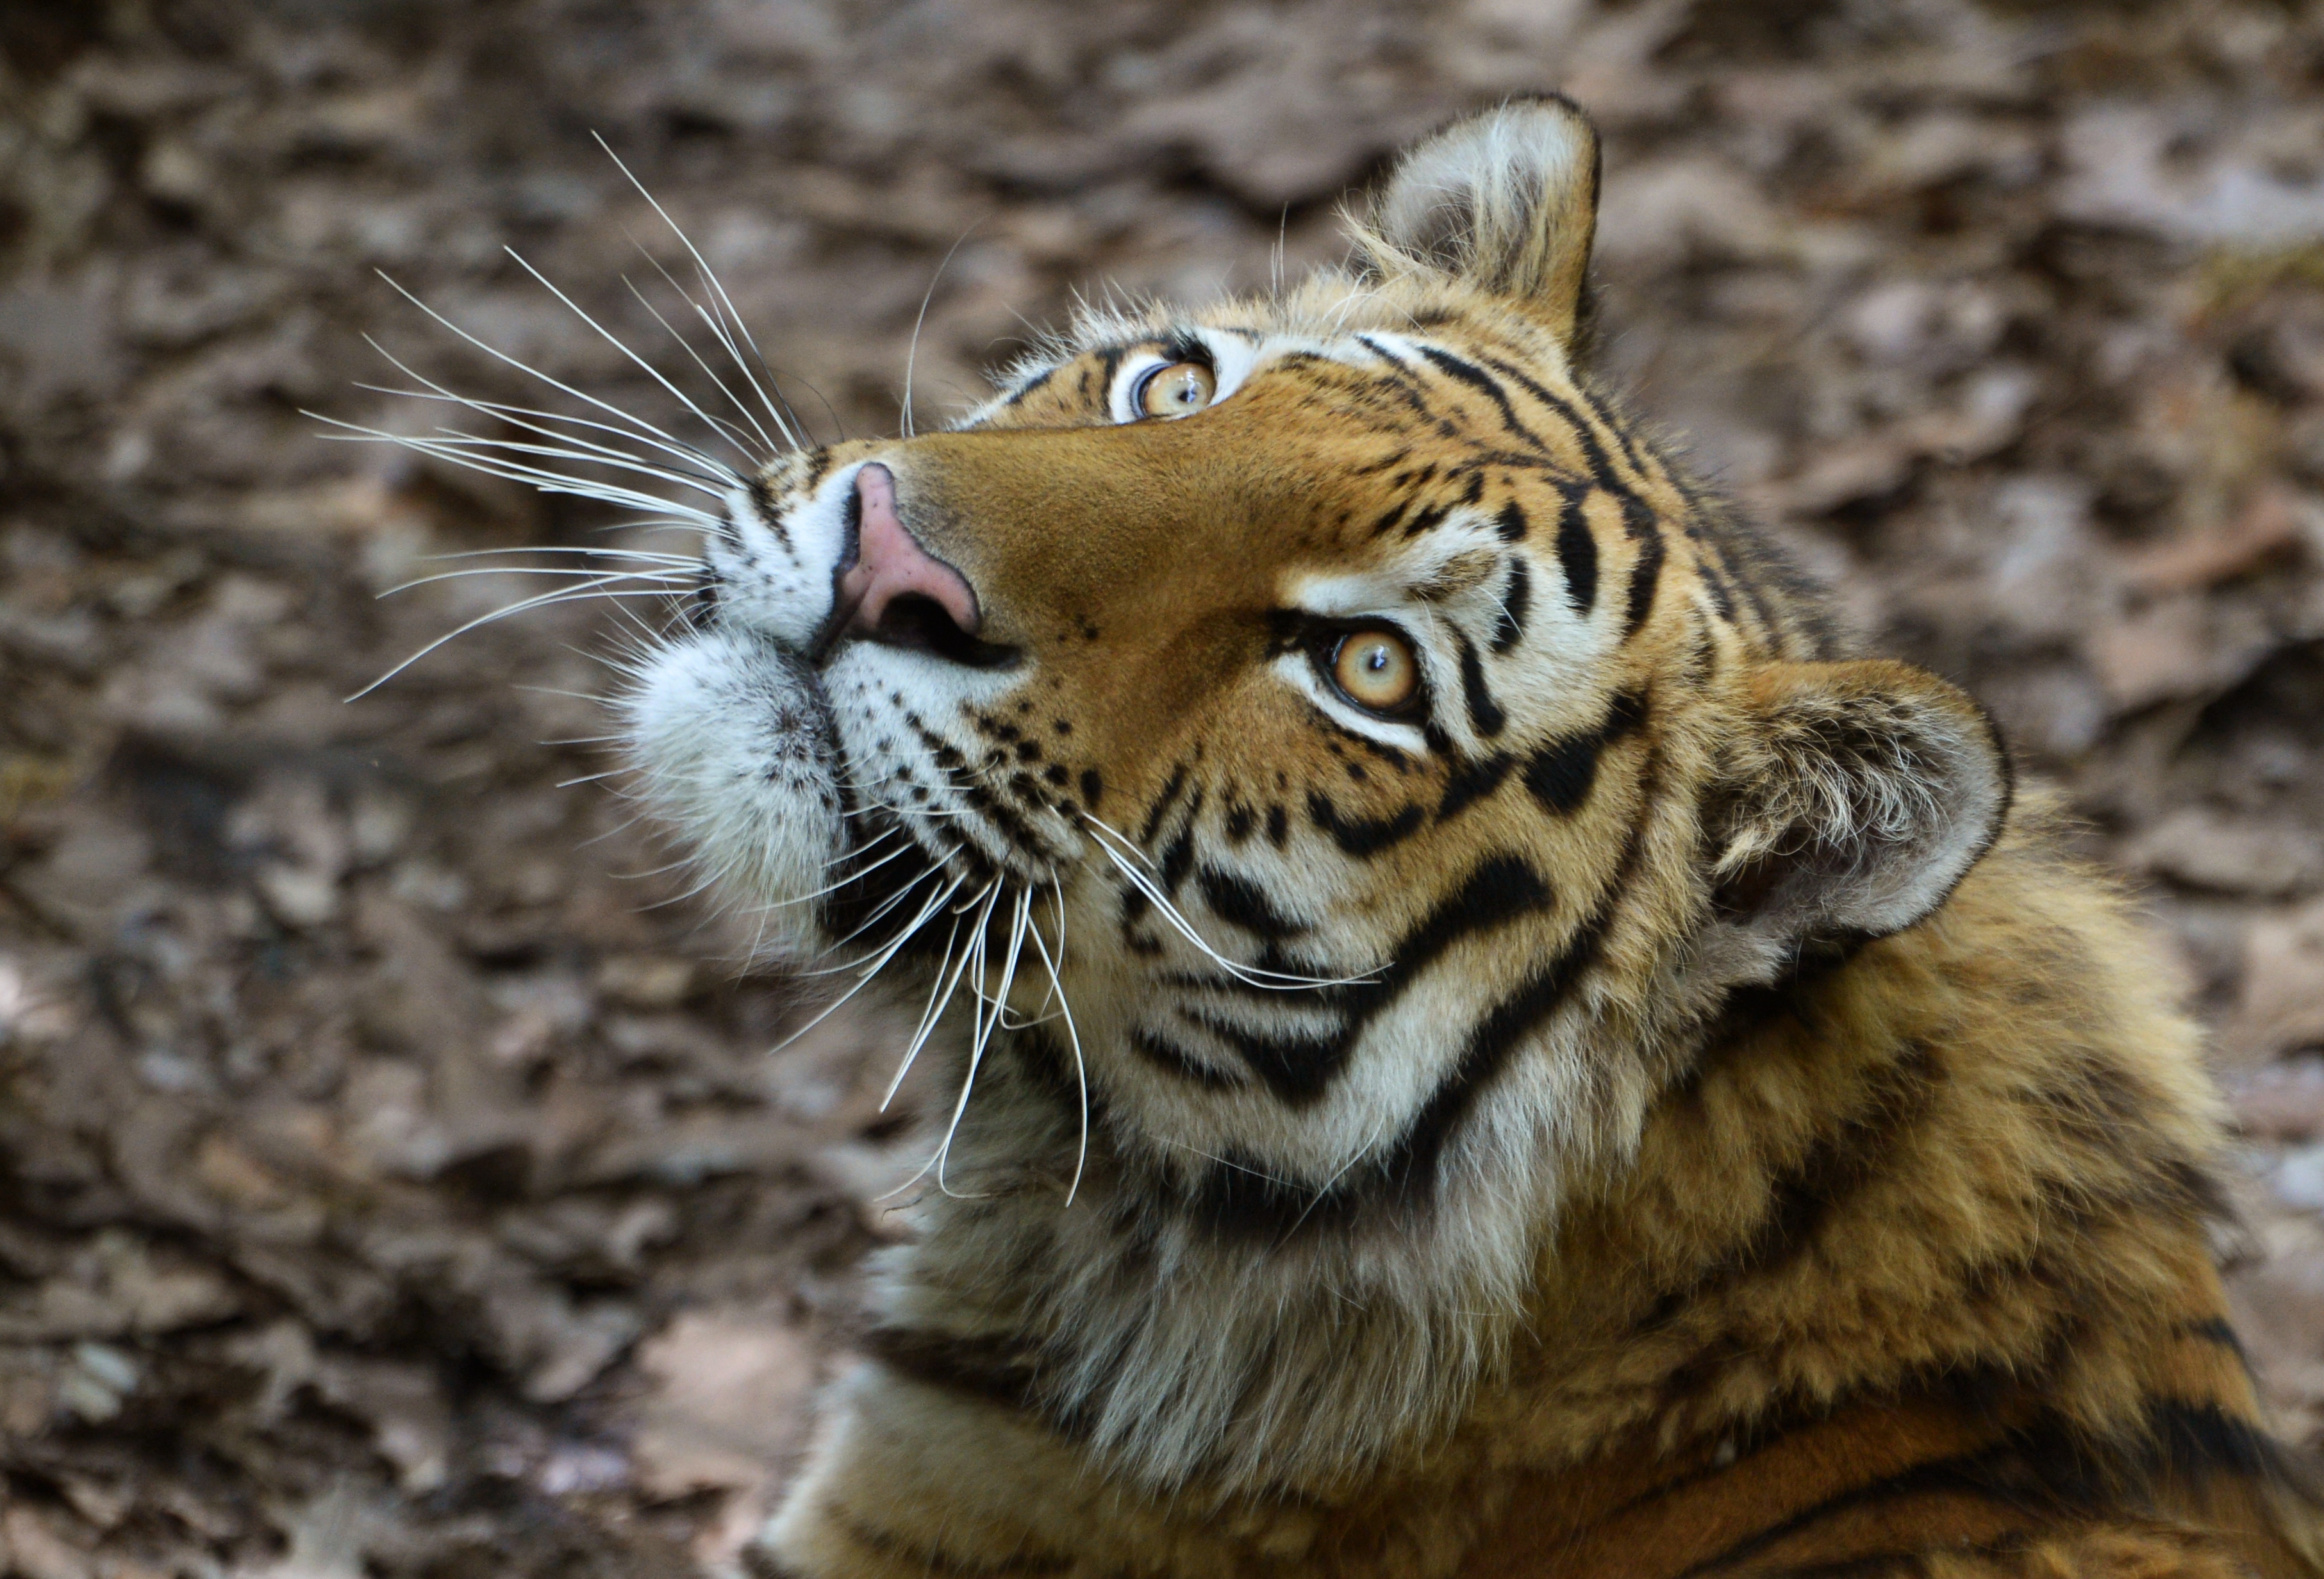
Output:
left=617, top=101, right=2323, bottom=1579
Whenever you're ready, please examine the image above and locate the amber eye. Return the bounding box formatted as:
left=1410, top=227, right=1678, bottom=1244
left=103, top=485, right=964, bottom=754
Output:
left=1135, top=360, right=1216, bottom=419
left=1329, top=629, right=1420, bottom=714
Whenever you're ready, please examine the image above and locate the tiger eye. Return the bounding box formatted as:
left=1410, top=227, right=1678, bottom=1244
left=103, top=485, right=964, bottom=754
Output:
left=1331, top=629, right=1418, bottom=713
left=1137, top=360, right=1216, bottom=419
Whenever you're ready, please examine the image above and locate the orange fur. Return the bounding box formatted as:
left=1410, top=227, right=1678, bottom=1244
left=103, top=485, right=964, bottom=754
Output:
left=610, top=100, right=2323, bottom=1579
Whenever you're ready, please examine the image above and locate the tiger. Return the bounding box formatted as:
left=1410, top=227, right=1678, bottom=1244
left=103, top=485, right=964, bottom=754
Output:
left=601, top=99, right=2324, bottom=1578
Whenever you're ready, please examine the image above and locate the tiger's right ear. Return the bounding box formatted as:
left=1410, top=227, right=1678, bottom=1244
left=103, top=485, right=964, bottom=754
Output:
left=1356, top=96, right=1602, bottom=345
left=1696, top=659, right=2012, bottom=987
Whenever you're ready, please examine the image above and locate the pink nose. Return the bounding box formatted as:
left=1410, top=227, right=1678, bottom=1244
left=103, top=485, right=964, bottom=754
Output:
left=834, top=463, right=980, bottom=644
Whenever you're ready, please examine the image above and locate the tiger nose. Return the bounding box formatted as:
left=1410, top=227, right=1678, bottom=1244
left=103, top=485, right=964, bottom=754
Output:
left=833, top=463, right=982, bottom=647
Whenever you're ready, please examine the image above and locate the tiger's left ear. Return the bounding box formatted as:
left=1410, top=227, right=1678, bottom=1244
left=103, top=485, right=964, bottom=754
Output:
left=1699, top=660, right=2013, bottom=982
left=1357, top=96, right=1602, bottom=345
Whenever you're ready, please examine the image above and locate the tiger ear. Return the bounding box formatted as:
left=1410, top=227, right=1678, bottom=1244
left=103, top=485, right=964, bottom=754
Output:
left=1357, top=96, right=1602, bottom=344
left=1699, top=660, right=2012, bottom=981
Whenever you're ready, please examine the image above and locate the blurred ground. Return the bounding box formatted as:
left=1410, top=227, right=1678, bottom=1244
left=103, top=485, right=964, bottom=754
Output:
left=4, top=0, right=2324, bottom=1573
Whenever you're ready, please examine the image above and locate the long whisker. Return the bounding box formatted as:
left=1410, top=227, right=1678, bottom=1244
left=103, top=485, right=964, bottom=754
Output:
left=383, top=566, right=692, bottom=595
left=935, top=887, right=1031, bottom=1196
left=1026, top=885, right=1089, bottom=1203
left=620, top=267, right=782, bottom=461
left=879, top=891, right=986, bottom=1112
left=349, top=574, right=681, bottom=700
left=428, top=545, right=699, bottom=566
left=593, top=132, right=806, bottom=452
left=408, top=425, right=729, bottom=499
left=755, top=829, right=917, bottom=911
left=1079, top=814, right=1371, bottom=989
left=501, top=247, right=767, bottom=470
left=369, top=270, right=724, bottom=476
left=764, top=870, right=968, bottom=1056
left=311, top=415, right=724, bottom=525
left=874, top=877, right=994, bottom=1123
left=901, top=220, right=988, bottom=440
left=353, top=338, right=731, bottom=478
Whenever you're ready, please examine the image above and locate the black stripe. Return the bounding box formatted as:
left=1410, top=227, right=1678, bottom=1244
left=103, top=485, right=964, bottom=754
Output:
left=1525, top=688, right=1647, bottom=818
left=1156, top=788, right=1203, bottom=896
left=1160, top=855, right=1554, bottom=1107
left=1178, top=1007, right=1349, bottom=1104
left=1375, top=856, right=1552, bottom=997
left=1129, top=1025, right=1247, bottom=1090
left=1438, top=752, right=1516, bottom=821
left=2147, top=1398, right=2282, bottom=1483
left=1456, top=633, right=1507, bottom=738
left=1167, top=850, right=1647, bottom=1240
left=2184, top=1315, right=2248, bottom=1359
left=746, top=475, right=785, bottom=548
left=1416, top=345, right=1552, bottom=455
left=1379, top=868, right=1623, bottom=1202
left=1477, top=351, right=1623, bottom=482
left=1673, top=1448, right=2032, bottom=1579
left=1401, top=500, right=1452, bottom=538
left=865, top=1327, right=1040, bottom=1416
left=1494, top=500, right=1529, bottom=541
left=1002, top=365, right=1056, bottom=406
left=1556, top=484, right=1600, bottom=615
left=1195, top=865, right=1305, bottom=940
left=1306, top=792, right=1424, bottom=856
left=1493, top=559, right=1531, bottom=654
left=1224, top=801, right=1255, bottom=843
left=1138, top=764, right=1189, bottom=844
left=1623, top=529, right=1666, bottom=636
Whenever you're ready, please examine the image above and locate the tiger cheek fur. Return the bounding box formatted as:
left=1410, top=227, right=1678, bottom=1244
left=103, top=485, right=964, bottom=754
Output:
left=608, top=99, right=2324, bottom=1579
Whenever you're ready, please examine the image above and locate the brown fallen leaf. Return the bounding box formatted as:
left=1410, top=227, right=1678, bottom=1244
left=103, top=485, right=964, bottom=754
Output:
left=2123, top=484, right=2307, bottom=595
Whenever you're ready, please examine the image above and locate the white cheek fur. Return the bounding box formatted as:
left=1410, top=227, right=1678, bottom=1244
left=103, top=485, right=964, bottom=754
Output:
left=618, top=628, right=845, bottom=962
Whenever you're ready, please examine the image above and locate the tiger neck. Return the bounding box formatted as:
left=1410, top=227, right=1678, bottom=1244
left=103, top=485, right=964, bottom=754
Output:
left=1508, top=827, right=2234, bottom=1471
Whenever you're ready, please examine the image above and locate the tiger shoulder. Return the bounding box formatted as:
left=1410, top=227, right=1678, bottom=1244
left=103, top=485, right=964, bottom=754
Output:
left=599, top=95, right=2324, bottom=1579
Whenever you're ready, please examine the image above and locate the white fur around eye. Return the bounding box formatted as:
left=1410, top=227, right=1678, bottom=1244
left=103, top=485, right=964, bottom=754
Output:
left=1107, top=330, right=1262, bottom=424
left=1271, top=651, right=1431, bottom=754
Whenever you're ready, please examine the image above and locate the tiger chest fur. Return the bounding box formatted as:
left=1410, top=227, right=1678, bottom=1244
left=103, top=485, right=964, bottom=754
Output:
left=611, top=100, right=2323, bottom=1579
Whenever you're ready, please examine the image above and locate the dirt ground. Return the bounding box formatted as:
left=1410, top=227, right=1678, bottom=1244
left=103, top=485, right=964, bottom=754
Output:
left=4, top=0, right=2324, bottom=1573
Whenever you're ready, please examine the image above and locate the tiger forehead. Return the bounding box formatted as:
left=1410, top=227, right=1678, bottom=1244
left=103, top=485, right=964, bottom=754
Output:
left=934, top=293, right=1831, bottom=670
left=972, top=293, right=1554, bottom=433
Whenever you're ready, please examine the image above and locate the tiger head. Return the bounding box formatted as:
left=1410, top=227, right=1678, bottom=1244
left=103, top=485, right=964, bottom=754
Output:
left=621, top=98, right=2011, bottom=1489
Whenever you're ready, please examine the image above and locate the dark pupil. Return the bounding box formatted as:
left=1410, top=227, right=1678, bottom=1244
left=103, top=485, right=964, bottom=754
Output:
left=1363, top=645, right=1388, bottom=672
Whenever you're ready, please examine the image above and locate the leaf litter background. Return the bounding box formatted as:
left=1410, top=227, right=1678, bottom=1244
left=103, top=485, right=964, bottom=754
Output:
left=4, top=0, right=2324, bottom=1573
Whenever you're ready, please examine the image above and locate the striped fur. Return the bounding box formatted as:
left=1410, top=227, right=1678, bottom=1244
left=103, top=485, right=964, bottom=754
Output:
left=612, top=99, right=2321, bottom=1578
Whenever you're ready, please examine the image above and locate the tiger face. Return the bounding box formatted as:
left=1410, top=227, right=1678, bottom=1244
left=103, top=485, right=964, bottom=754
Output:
left=622, top=98, right=2010, bottom=1490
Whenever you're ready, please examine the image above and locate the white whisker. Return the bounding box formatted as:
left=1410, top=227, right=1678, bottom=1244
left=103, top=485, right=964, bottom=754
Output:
left=1079, top=813, right=1371, bottom=989
left=934, top=886, right=1030, bottom=1196
left=383, top=566, right=690, bottom=596
left=901, top=220, right=987, bottom=440
left=369, top=270, right=728, bottom=476
left=349, top=574, right=681, bottom=700
left=1026, top=884, right=1090, bottom=1203
left=310, top=415, right=723, bottom=525
left=501, top=246, right=768, bottom=470
left=765, top=870, right=968, bottom=1057
left=620, top=270, right=783, bottom=461
left=879, top=891, right=985, bottom=1114
left=353, top=339, right=731, bottom=477
left=429, top=545, right=699, bottom=565
left=593, top=132, right=805, bottom=452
